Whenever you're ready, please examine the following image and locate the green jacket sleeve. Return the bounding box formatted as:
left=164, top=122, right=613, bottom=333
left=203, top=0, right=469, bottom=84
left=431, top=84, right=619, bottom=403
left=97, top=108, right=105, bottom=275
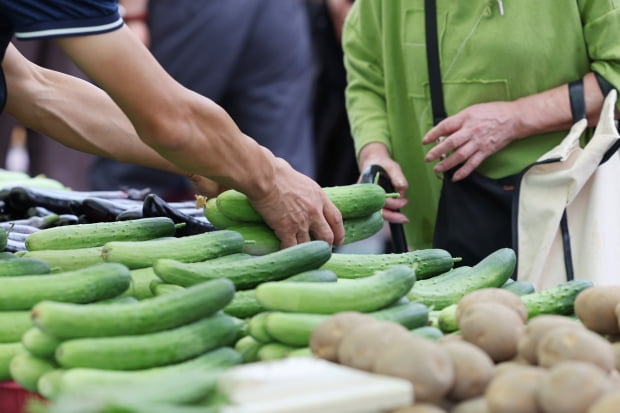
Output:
left=342, top=0, right=391, bottom=156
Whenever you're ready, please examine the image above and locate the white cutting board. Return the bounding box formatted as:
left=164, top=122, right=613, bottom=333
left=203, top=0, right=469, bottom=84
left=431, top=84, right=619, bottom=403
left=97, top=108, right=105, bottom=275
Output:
left=218, top=357, right=414, bottom=413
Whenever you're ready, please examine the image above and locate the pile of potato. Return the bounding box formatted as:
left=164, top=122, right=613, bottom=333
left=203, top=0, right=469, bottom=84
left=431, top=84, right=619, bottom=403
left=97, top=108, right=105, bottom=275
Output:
left=309, top=286, right=620, bottom=413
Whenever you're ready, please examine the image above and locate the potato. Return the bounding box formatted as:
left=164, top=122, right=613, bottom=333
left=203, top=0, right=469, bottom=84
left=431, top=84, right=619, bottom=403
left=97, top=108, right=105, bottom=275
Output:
left=440, top=340, right=495, bottom=401
left=450, top=396, right=490, bottom=413
left=390, top=404, right=447, bottom=413
left=456, top=288, right=528, bottom=323
left=516, top=314, right=583, bottom=365
left=574, top=286, right=620, bottom=334
left=537, top=325, right=616, bottom=372
left=337, top=320, right=409, bottom=371
left=373, top=334, right=455, bottom=403
left=536, top=361, right=612, bottom=413
left=458, top=302, right=524, bottom=363
left=484, top=365, right=546, bottom=413
left=589, top=391, right=620, bottom=413
left=309, top=311, right=376, bottom=362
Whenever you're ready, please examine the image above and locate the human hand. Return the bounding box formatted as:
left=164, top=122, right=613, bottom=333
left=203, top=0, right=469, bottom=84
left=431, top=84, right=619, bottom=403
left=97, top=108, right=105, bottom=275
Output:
left=189, top=175, right=227, bottom=198
left=358, top=142, right=409, bottom=224
left=247, top=158, right=345, bottom=249
left=326, top=0, right=355, bottom=42
left=422, top=101, right=520, bottom=181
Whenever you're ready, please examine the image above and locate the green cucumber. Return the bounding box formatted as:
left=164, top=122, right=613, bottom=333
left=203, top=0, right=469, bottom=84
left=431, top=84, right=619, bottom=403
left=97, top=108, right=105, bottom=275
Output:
left=102, top=229, right=245, bottom=269
left=0, top=263, right=131, bottom=310
left=0, top=257, right=50, bottom=276
left=9, top=352, right=57, bottom=392
left=321, top=248, right=455, bottom=280
left=25, top=217, right=177, bottom=251
left=501, top=279, right=536, bottom=296
left=154, top=240, right=332, bottom=290
left=247, top=312, right=273, bottom=343
left=37, top=369, right=66, bottom=400
left=19, top=246, right=105, bottom=272
left=224, top=270, right=337, bottom=319
left=150, top=280, right=185, bottom=296
left=234, top=336, right=263, bottom=363
left=0, top=311, right=32, bottom=343
left=342, top=211, right=385, bottom=245
left=521, top=279, right=593, bottom=318
left=228, top=223, right=280, bottom=255
left=413, top=265, right=472, bottom=287
left=55, top=312, right=237, bottom=370
left=262, top=301, right=428, bottom=347
left=54, top=347, right=241, bottom=393
left=410, top=326, right=444, bottom=341
left=32, top=278, right=235, bottom=339
left=0, top=227, right=6, bottom=250
left=406, top=248, right=516, bottom=310
left=203, top=197, right=244, bottom=228
left=22, top=327, right=61, bottom=359
left=0, top=342, right=23, bottom=381
left=0, top=251, right=17, bottom=260
left=256, top=265, right=416, bottom=314
left=257, top=342, right=299, bottom=361
left=216, top=183, right=394, bottom=222
left=122, top=267, right=161, bottom=300
left=437, top=304, right=459, bottom=333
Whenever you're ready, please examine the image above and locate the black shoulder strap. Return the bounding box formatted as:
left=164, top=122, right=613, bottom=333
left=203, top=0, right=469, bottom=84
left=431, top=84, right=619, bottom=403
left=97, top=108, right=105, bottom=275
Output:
left=568, top=79, right=586, bottom=123
left=425, top=0, right=446, bottom=126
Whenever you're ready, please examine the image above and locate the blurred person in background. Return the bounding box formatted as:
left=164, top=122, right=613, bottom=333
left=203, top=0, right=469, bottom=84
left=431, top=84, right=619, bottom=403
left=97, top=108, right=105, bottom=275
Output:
left=90, top=0, right=317, bottom=201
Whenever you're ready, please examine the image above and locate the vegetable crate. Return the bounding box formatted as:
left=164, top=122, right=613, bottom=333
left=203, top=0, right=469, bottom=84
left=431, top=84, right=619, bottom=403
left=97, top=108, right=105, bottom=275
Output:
left=0, top=381, right=44, bottom=413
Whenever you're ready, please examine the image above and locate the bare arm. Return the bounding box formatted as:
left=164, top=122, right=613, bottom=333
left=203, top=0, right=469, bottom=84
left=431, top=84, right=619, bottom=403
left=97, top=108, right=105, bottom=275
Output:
left=423, top=72, right=620, bottom=181
left=51, top=27, right=344, bottom=247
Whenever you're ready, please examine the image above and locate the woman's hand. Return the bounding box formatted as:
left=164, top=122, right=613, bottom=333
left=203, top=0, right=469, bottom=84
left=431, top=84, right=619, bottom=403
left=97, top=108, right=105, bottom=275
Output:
left=358, top=142, right=409, bottom=224
left=422, top=101, right=521, bottom=181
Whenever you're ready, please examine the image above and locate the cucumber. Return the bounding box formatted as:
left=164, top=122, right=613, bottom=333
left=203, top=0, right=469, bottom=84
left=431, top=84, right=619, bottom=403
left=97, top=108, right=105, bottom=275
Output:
left=521, top=279, right=593, bottom=318
left=257, top=342, right=299, bottom=361
left=234, top=335, right=263, bottom=363
left=19, top=246, right=105, bottom=272
left=102, top=229, right=245, bottom=269
left=22, top=327, right=61, bottom=359
left=223, top=270, right=337, bottom=319
left=203, top=197, right=244, bottom=228
left=413, top=265, right=472, bottom=287
left=342, top=211, right=385, bottom=245
left=0, top=311, right=32, bottom=343
left=122, top=267, right=161, bottom=300
left=32, top=278, right=235, bottom=339
left=150, top=280, right=185, bottom=296
left=25, top=217, right=177, bottom=251
left=0, top=227, right=6, bottom=250
left=0, top=256, right=50, bottom=276
left=410, top=326, right=444, bottom=341
left=247, top=312, right=273, bottom=343
left=321, top=248, right=455, bottom=280
left=55, top=312, right=238, bottom=370
left=0, top=342, right=23, bottom=381
left=0, top=263, right=131, bottom=310
left=216, top=183, right=394, bottom=222
left=9, top=352, right=57, bottom=392
left=262, top=301, right=428, bottom=347
left=0, top=251, right=17, bottom=260
left=55, top=347, right=241, bottom=393
left=154, top=240, right=332, bottom=290
left=37, top=369, right=66, bottom=400
left=228, top=223, right=280, bottom=255
left=256, top=265, right=416, bottom=314
left=437, top=303, right=459, bottom=333
left=501, top=279, right=536, bottom=296
left=406, top=248, right=516, bottom=310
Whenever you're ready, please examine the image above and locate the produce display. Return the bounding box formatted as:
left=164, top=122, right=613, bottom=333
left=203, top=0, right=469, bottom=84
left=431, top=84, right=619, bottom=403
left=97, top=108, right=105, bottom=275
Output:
left=0, top=169, right=618, bottom=413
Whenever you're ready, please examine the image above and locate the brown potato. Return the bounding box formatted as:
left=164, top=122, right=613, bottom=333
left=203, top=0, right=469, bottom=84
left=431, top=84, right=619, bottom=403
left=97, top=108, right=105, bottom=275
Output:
left=536, top=361, right=612, bottom=413
left=574, top=286, right=620, bottom=334
left=450, top=396, right=490, bottom=413
left=458, top=302, right=525, bottom=363
left=390, top=404, right=447, bottom=413
left=309, top=311, right=377, bottom=362
left=456, top=288, right=528, bottom=323
left=440, top=340, right=495, bottom=401
left=484, top=365, right=546, bottom=413
left=537, top=325, right=616, bottom=372
left=373, top=334, right=455, bottom=403
left=516, top=314, right=583, bottom=365
left=589, top=391, right=620, bottom=413
left=337, top=320, right=409, bottom=371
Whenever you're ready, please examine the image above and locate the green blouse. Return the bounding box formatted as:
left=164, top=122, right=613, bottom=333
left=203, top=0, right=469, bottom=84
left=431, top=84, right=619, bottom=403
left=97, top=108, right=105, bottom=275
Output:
left=343, top=0, right=620, bottom=249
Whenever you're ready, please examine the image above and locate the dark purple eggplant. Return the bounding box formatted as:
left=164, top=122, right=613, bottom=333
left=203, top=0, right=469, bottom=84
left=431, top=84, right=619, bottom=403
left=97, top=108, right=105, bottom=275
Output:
left=142, top=193, right=216, bottom=236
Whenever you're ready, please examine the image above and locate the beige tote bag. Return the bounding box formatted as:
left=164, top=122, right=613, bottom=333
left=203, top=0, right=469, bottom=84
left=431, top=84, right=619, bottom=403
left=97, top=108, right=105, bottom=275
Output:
left=515, top=90, right=620, bottom=290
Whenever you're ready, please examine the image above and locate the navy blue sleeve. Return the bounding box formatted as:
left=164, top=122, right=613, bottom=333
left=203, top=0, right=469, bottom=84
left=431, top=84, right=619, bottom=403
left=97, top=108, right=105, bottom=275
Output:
left=0, top=0, right=122, bottom=40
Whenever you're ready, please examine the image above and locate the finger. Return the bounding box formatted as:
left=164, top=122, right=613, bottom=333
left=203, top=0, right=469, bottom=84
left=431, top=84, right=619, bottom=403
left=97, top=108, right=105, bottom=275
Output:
left=278, top=231, right=299, bottom=249
left=383, top=209, right=409, bottom=224
left=384, top=196, right=408, bottom=211
left=452, top=151, right=487, bottom=181
left=433, top=140, right=478, bottom=173
left=296, top=231, right=312, bottom=245
left=320, top=203, right=344, bottom=246
left=422, top=117, right=462, bottom=145
left=425, top=130, right=471, bottom=162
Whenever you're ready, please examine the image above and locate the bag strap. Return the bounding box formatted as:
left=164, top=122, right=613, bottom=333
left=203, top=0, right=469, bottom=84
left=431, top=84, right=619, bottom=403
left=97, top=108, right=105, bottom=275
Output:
left=425, top=0, right=446, bottom=126
left=568, top=79, right=586, bottom=123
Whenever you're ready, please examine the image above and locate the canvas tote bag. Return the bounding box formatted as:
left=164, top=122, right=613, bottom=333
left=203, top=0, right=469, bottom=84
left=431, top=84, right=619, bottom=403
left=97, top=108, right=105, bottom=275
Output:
left=515, top=89, right=620, bottom=290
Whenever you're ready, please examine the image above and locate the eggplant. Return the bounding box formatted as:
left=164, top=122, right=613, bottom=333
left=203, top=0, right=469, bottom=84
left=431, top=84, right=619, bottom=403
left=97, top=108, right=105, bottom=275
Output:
left=142, top=194, right=216, bottom=236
